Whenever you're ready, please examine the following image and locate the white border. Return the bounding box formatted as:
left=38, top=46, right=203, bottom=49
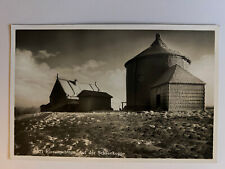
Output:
left=10, top=24, right=219, bottom=162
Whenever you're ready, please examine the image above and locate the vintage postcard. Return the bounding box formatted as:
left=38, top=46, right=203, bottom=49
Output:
left=10, top=24, right=218, bottom=160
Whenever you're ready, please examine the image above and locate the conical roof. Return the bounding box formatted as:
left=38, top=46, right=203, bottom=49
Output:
left=125, top=33, right=191, bottom=67
left=151, top=64, right=205, bottom=88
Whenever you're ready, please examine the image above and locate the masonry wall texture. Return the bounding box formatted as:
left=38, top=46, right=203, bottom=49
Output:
left=168, top=84, right=205, bottom=111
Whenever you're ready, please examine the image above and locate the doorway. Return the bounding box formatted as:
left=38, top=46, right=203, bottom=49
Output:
left=156, top=94, right=161, bottom=107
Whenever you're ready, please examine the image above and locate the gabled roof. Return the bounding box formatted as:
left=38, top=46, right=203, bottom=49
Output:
left=151, top=64, right=205, bottom=88
left=77, top=90, right=112, bottom=98
left=58, top=78, right=98, bottom=99
left=125, top=33, right=191, bottom=67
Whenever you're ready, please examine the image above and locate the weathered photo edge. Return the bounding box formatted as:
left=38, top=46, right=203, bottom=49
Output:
left=9, top=24, right=219, bottom=162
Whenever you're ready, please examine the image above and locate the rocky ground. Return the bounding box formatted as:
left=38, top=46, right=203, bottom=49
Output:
left=14, top=110, right=214, bottom=158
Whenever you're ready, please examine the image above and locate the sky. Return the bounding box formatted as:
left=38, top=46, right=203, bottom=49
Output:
left=15, top=29, right=215, bottom=109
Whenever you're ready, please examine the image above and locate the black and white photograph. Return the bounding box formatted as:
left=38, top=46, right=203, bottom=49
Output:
left=10, top=25, right=217, bottom=159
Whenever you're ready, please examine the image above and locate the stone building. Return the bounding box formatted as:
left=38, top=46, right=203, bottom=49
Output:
left=124, top=33, right=205, bottom=111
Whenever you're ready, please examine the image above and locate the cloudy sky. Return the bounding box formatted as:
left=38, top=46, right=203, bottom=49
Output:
left=15, top=29, right=215, bottom=109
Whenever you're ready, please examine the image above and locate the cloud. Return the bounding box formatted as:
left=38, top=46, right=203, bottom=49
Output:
left=15, top=49, right=125, bottom=110
left=72, top=59, right=105, bottom=72
left=187, top=55, right=215, bottom=106
left=15, top=49, right=57, bottom=107
left=36, top=50, right=59, bottom=59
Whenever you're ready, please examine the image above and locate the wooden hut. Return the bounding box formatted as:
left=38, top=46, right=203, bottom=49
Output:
left=40, top=76, right=112, bottom=112
left=77, top=90, right=113, bottom=112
